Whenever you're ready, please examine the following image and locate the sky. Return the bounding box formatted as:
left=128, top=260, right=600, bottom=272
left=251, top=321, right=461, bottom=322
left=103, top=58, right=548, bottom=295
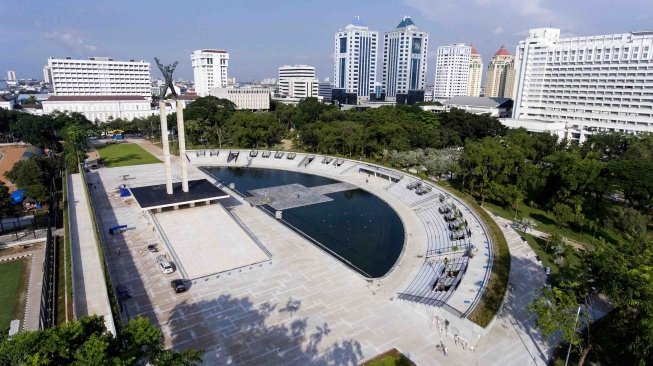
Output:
left=1, top=0, right=652, bottom=84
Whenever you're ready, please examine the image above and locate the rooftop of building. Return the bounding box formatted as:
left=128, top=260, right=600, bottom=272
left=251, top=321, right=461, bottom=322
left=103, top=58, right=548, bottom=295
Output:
left=470, top=45, right=480, bottom=55
left=396, top=16, right=416, bottom=29
left=494, top=45, right=511, bottom=56
left=1, top=94, right=18, bottom=102
left=279, top=65, right=315, bottom=69
left=178, top=93, right=199, bottom=101
left=44, top=95, right=148, bottom=102
left=48, top=56, right=148, bottom=63
left=444, top=96, right=513, bottom=109
left=194, top=49, right=228, bottom=54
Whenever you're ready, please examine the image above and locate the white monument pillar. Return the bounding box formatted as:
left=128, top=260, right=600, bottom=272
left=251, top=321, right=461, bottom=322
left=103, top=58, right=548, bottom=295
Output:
left=159, top=100, right=173, bottom=194
left=176, top=100, right=189, bottom=192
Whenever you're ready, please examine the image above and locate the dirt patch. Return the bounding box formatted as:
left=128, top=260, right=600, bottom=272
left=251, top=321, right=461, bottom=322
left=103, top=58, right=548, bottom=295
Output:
left=0, top=145, right=27, bottom=191
left=0, top=242, right=44, bottom=257
left=281, top=139, right=293, bottom=151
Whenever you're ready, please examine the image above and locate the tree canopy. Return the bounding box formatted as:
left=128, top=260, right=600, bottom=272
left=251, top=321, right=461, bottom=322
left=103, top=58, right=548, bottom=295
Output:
left=0, top=315, right=202, bottom=366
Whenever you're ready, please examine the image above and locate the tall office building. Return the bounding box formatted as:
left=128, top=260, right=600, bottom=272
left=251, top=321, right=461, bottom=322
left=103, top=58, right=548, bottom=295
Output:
left=484, top=46, right=515, bottom=98
left=467, top=46, right=483, bottom=97
left=191, top=49, right=229, bottom=97
left=433, top=44, right=471, bottom=101
left=43, top=66, right=51, bottom=84
left=333, top=16, right=378, bottom=104
left=278, top=65, right=319, bottom=98
left=506, top=28, right=653, bottom=141
left=46, top=56, right=151, bottom=97
left=382, top=16, right=429, bottom=103
left=7, top=71, right=16, bottom=81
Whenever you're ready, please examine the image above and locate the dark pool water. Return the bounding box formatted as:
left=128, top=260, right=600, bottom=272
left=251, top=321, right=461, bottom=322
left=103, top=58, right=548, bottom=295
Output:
left=202, top=167, right=405, bottom=278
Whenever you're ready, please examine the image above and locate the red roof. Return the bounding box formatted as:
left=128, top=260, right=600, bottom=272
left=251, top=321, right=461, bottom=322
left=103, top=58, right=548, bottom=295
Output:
left=470, top=45, right=479, bottom=55
left=178, top=94, right=199, bottom=100
left=46, top=95, right=147, bottom=102
left=494, top=45, right=511, bottom=56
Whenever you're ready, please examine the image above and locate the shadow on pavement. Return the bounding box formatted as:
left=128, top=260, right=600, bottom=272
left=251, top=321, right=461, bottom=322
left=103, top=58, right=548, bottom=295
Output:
left=85, top=171, right=159, bottom=329
left=167, top=294, right=363, bottom=365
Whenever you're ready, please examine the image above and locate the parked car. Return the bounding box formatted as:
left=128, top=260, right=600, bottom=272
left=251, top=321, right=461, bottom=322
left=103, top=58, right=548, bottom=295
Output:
left=157, top=255, right=174, bottom=274
left=171, top=279, right=187, bottom=293
left=147, top=243, right=158, bottom=252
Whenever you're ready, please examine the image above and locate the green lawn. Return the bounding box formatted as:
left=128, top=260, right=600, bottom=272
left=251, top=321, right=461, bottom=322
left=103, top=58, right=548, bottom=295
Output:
left=483, top=201, right=621, bottom=247
left=0, top=259, right=26, bottom=331
left=363, top=349, right=416, bottom=366
left=96, top=143, right=160, bottom=167
left=519, top=232, right=582, bottom=285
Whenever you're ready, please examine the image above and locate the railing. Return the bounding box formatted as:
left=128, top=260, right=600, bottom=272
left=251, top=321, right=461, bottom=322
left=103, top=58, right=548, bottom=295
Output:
left=39, top=176, right=58, bottom=330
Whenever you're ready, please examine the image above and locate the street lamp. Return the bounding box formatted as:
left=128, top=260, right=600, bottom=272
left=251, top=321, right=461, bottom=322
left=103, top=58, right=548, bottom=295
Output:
left=564, top=306, right=582, bottom=366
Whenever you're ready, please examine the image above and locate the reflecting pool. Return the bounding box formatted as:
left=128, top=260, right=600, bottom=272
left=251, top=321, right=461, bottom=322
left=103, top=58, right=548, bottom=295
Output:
left=202, top=167, right=405, bottom=278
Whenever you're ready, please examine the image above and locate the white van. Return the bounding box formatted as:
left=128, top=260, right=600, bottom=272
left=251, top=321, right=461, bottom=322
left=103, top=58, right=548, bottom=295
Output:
left=156, top=255, right=174, bottom=274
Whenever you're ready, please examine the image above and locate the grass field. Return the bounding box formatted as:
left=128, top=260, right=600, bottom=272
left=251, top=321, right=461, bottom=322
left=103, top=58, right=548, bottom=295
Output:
left=363, top=349, right=416, bottom=366
left=96, top=143, right=160, bottom=167
left=519, top=232, right=582, bottom=285
left=483, top=201, right=621, bottom=247
left=0, top=259, right=28, bottom=331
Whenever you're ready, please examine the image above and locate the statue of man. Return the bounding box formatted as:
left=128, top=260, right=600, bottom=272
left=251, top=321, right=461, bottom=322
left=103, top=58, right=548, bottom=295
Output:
left=154, top=57, right=179, bottom=100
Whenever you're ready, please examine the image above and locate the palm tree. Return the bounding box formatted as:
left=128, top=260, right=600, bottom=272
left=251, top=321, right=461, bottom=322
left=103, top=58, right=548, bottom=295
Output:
left=389, top=150, right=401, bottom=167
left=381, top=149, right=390, bottom=163
left=520, top=218, right=535, bottom=233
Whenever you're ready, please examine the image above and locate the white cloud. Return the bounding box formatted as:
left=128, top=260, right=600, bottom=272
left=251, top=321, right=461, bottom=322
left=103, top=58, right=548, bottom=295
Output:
left=44, top=30, right=97, bottom=54
left=493, top=26, right=504, bottom=35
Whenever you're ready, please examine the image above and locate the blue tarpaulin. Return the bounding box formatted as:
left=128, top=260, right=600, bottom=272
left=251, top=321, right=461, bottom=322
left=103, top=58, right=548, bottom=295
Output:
left=119, top=188, right=131, bottom=197
left=10, top=189, right=25, bottom=204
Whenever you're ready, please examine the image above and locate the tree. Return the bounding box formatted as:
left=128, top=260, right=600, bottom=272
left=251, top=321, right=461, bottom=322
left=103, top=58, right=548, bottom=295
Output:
left=0, top=315, right=203, bottom=366
left=5, top=158, right=44, bottom=189
left=0, top=181, right=13, bottom=217
left=529, top=286, right=593, bottom=366
left=587, top=236, right=653, bottom=363
left=20, top=95, right=39, bottom=106
left=609, top=206, right=650, bottom=239
left=292, top=97, right=331, bottom=128
left=184, top=96, right=236, bottom=148
left=552, top=203, right=575, bottom=227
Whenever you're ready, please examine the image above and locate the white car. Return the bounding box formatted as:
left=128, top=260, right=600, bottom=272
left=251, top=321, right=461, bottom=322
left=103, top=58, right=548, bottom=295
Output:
left=156, top=255, right=174, bottom=274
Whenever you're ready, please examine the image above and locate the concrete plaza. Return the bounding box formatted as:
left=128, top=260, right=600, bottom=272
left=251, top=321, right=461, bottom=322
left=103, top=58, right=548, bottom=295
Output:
left=154, top=205, right=270, bottom=279
left=76, top=141, right=551, bottom=365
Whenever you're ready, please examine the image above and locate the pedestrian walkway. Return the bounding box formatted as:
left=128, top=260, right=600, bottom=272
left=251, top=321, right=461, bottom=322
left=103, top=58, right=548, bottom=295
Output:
left=68, top=173, right=116, bottom=335
left=23, top=247, right=44, bottom=330
left=480, top=210, right=551, bottom=365
left=0, top=245, right=44, bottom=331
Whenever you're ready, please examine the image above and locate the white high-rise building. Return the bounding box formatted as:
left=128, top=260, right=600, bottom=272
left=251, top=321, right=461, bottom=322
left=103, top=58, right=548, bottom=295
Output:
left=382, top=16, right=429, bottom=102
left=507, top=28, right=653, bottom=141
left=278, top=65, right=319, bottom=98
left=46, top=57, right=151, bottom=97
left=334, top=16, right=378, bottom=102
left=43, top=66, right=51, bottom=84
left=6, top=70, right=17, bottom=87
left=191, top=49, right=229, bottom=97
left=467, top=46, right=483, bottom=97
left=433, top=44, right=471, bottom=101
